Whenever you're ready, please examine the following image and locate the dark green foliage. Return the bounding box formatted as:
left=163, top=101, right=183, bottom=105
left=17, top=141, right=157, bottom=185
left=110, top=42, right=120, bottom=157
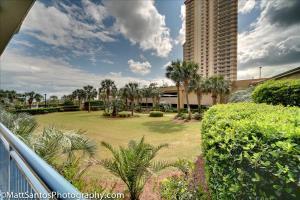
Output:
left=192, top=112, right=202, bottom=120
left=252, top=79, right=300, bottom=106
left=84, top=100, right=104, bottom=111
left=201, top=103, right=300, bottom=199
left=149, top=111, right=164, bottom=117
left=15, top=107, right=61, bottom=115
left=62, top=105, right=80, bottom=112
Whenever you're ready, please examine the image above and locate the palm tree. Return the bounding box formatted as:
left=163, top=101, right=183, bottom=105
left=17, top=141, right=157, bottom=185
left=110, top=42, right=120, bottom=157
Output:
left=119, top=87, right=129, bottom=110
left=219, top=79, right=231, bottom=103
left=83, top=85, right=97, bottom=112
left=100, top=79, right=116, bottom=112
left=72, top=89, right=86, bottom=108
left=142, top=86, right=152, bottom=110
left=25, top=91, right=36, bottom=109
left=180, top=61, right=199, bottom=119
left=166, top=60, right=182, bottom=113
left=100, top=137, right=170, bottom=200
left=35, top=93, right=44, bottom=107
left=189, top=74, right=205, bottom=111
left=125, top=82, right=139, bottom=116
left=150, top=85, right=161, bottom=109
left=204, top=75, right=229, bottom=105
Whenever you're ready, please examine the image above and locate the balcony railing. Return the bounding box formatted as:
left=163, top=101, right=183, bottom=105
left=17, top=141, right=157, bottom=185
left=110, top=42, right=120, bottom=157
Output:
left=0, top=123, right=85, bottom=200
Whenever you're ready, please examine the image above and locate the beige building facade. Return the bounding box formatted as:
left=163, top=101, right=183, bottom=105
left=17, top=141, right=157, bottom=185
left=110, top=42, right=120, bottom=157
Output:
left=184, top=0, right=238, bottom=81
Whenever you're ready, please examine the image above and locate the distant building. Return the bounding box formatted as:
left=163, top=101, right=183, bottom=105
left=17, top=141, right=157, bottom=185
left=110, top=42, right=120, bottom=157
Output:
left=183, top=0, right=238, bottom=81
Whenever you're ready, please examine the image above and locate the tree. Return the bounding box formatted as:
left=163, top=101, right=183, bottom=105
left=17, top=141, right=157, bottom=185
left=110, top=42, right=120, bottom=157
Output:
left=119, top=87, right=129, bottom=110
left=25, top=91, right=36, bottom=109
left=180, top=61, right=199, bottom=119
left=72, top=89, right=86, bottom=108
left=35, top=93, right=44, bottom=107
left=83, top=85, right=97, bottom=112
left=189, top=74, right=205, bottom=111
left=100, top=79, right=116, bottom=112
left=150, top=83, right=161, bottom=109
left=124, top=82, right=139, bottom=116
left=100, top=137, right=170, bottom=200
left=165, top=60, right=182, bottom=113
left=142, top=86, right=152, bottom=110
left=204, top=75, right=230, bottom=105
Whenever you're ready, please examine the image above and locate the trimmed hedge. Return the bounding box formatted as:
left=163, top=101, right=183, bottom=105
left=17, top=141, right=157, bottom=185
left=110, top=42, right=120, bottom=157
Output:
left=201, top=103, right=300, bottom=199
left=84, top=100, right=104, bottom=111
left=15, top=107, right=61, bottom=115
left=149, top=111, right=164, bottom=117
left=62, top=105, right=80, bottom=112
left=252, top=79, right=300, bottom=106
left=118, top=111, right=131, bottom=118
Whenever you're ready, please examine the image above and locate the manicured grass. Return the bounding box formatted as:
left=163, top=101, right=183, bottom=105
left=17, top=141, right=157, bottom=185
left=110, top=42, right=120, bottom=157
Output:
left=35, top=111, right=201, bottom=180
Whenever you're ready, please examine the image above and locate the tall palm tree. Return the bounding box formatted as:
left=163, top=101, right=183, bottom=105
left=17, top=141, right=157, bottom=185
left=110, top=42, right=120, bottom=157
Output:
left=165, top=60, right=182, bottom=113
left=119, top=87, right=129, bottom=110
left=25, top=91, right=36, bottom=109
left=72, top=89, right=86, bottom=108
left=83, top=85, right=97, bottom=112
left=125, top=82, right=139, bottom=116
left=142, top=86, right=152, bottom=110
left=35, top=93, right=44, bottom=107
left=100, top=137, right=170, bottom=200
left=100, top=79, right=116, bottom=112
left=189, top=74, right=205, bottom=111
left=180, top=61, right=199, bottom=119
left=204, top=75, right=229, bottom=105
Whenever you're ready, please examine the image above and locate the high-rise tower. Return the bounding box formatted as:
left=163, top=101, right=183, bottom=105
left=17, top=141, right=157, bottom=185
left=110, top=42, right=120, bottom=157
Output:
left=184, top=0, right=237, bottom=81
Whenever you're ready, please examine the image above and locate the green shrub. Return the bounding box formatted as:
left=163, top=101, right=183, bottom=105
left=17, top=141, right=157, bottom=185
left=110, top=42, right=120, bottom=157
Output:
left=118, top=111, right=131, bottom=118
left=252, top=79, right=300, bottom=106
left=84, top=100, right=104, bottom=111
left=62, top=105, right=80, bottom=112
left=149, top=111, right=164, bottom=117
left=102, top=112, right=111, bottom=117
left=201, top=103, right=300, bottom=199
left=15, top=107, right=61, bottom=115
left=192, top=112, right=202, bottom=120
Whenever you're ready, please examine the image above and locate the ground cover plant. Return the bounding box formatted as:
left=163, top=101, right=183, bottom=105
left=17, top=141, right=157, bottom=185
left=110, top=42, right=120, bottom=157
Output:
left=201, top=103, right=300, bottom=199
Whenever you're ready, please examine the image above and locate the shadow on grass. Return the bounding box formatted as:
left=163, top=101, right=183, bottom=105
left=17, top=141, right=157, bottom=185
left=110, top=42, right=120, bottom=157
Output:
left=142, top=120, right=186, bottom=133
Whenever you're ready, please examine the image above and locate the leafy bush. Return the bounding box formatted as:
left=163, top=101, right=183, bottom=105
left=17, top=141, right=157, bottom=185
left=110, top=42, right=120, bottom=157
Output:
left=201, top=103, right=300, bottom=199
left=118, top=111, right=131, bottom=118
left=149, top=111, right=164, bottom=117
left=160, top=159, right=208, bottom=200
left=15, top=107, right=61, bottom=115
left=229, top=87, right=254, bottom=103
left=252, top=79, right=300, bottom=106
left=192, top=112, right=202, bottom=120
left=102, top=112, right=111, bottom=117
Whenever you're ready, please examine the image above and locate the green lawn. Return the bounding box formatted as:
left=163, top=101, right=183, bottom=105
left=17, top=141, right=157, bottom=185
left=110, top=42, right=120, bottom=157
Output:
left=35, top=111, right=202, bottom=180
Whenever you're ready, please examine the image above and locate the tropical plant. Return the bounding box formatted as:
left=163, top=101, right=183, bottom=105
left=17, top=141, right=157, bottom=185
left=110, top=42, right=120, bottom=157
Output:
left=124, top=82, right=139, bottom=116
left=204, top=75, right=230, bottom=105
left=34, top=93, right=44, bottom=107
left=142, top=86, right=152, bottom=110
left=119, top=87, right=129, bottom=110
left=100, top=137, right=170, bottom=200
left=165, top=60, right=182, bottom=113
left=100, top=79, right=117, bottom=112
left=189, top=74, right=205, bottom=111
left=72, top=89, right=86, bottom=108
left=83, top=85, right=97, bottom=112
left=180, top=61, right=199, bottom=119
left=25, top=91, right=36, bottom=108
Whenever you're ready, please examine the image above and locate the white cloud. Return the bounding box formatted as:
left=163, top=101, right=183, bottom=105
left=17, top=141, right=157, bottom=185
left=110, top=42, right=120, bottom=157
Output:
left=176, top=5, right=186, bottom=45
left=102, top=59, right=114, bottom=64
left=128, top=59, right=151, bottom=75
left=238, top=0, right=300, bottom=79
left=0, top=50, right=171, bottom=97
left=238, top=0, right=256, bottom=14
left=103, top=0, right=172, bottom=57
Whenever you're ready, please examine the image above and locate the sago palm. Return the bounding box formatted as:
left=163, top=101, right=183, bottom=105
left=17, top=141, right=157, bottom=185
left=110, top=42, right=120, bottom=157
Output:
left=100, top=137, right=170, bottom=200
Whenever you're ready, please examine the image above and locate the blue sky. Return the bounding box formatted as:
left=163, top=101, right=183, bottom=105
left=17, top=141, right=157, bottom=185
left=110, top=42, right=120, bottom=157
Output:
left=1, top=0, right=300, bottom=96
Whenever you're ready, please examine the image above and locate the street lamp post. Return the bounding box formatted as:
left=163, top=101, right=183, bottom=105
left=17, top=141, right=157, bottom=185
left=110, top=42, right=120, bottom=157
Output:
left=259, top=66, right=262, bottom=79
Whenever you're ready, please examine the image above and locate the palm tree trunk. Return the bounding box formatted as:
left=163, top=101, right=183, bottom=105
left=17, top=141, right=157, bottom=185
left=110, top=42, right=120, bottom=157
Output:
left=146, top=98, right=148, bottom=111
left=88, top=100, right=91, bottom=112
left=184, top=84, right=191, bottom=119
left=197, top=91, right=202, bottom=112
left=176, top=83, right=181, bottom=113
left=131, top=100, right=134, bottom=116
left=212, top=93, right=217, bottom=105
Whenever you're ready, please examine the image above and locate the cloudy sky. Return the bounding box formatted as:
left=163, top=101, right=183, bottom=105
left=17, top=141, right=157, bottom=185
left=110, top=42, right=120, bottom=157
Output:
left=1, top=0, right=299, bottom=96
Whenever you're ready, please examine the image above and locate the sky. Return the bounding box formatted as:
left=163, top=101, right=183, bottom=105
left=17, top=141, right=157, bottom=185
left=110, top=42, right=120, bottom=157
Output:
left=1, top=0, right=300, bottom=96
